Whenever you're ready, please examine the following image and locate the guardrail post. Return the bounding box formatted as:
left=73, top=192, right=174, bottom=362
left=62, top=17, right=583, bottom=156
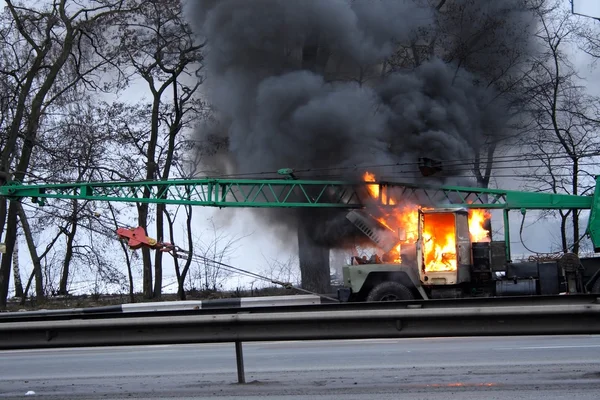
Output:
left=235, top=341, right=245, bottom=383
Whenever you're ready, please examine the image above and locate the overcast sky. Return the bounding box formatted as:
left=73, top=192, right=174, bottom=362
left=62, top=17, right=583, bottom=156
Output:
left=573, top=0, right=600, bottom=19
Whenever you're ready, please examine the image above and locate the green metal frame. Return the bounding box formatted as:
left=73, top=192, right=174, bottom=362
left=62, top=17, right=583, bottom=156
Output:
left=1, top=178, right=595, bottom=210
left=587, top=181, right=600, bottom=252
left=376, top=180, right=594, bottom=210
left=2, top=176, right=599, bottom=254
left=0, top=179, right=364, bottom=208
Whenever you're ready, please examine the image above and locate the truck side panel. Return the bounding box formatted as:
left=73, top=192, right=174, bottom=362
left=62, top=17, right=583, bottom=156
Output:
left=342, top=264, right=425, bottom=301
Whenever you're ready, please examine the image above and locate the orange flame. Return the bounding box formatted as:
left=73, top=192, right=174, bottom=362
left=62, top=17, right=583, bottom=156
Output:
left=362, top=172, right=491, bottom=272
left=364, top=172, right=395, bottom=205
left=469, top=208, right=491, bottom=242
left=422, top=212, right=458, bottom=272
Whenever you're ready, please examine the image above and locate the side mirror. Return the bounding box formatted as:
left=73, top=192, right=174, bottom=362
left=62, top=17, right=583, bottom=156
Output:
left=398, top=228, right=407, bottom=242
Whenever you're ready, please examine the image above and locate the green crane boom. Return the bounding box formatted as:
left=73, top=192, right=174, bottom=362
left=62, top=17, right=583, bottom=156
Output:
left=0, top=177, right=595, bottom=209
left=2, top=176, right=600, bottom=253
left=0, top=179, right=365, bottom=208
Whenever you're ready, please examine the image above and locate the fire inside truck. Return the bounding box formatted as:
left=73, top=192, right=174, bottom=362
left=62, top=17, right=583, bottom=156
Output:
left=338, top=172, right=600, bottom=302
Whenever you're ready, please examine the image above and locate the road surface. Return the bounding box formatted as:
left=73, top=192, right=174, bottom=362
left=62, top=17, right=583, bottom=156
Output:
left=1, top=335, right=599, bottom=399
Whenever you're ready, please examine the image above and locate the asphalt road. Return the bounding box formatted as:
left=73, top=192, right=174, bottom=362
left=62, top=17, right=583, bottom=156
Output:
left=1, top=335, right=600, bottom=399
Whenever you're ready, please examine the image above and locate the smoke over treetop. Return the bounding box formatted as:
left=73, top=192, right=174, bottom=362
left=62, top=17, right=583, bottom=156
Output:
left=190, top=0, right=535, bottom=247
left=197, top=0, right=431, bottom=69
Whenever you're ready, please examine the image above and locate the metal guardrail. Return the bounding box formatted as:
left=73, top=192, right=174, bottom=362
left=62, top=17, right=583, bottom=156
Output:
left=1, top=293, right=598, bottom=322
left=1, top=295, right=600, bottom=383
left=0, top=294, right=324, bottom=320
left=2, top=304, right=599, bottom=349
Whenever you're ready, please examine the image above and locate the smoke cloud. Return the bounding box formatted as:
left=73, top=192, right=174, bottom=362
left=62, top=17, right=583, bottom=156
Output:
left=190, top=0, right=537, bottom=248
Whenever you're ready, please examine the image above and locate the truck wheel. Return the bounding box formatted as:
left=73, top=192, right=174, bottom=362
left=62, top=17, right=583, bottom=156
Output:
left=366, top=281, right=414, bottom=302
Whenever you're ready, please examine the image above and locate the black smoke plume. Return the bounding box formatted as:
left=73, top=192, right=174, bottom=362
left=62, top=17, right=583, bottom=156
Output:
left=190, top=0, right=537, bottom=248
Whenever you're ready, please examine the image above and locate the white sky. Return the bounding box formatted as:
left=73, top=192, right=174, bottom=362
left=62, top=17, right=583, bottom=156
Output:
left=573, top=0, right=600, bottom=19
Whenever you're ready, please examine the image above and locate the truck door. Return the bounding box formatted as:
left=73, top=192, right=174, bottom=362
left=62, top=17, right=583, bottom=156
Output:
left=418, top=208, right=471, bottom=285
left=454, top=210, right=472, bottom=284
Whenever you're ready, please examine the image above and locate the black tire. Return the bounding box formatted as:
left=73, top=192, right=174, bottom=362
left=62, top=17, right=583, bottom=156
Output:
left=366, top=281, right=414, bottom=302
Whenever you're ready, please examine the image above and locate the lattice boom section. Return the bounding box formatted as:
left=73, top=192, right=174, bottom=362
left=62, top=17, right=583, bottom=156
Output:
left=2, top=179, right=592, bottom=210
left=381, top=182, right=592, bottom=210
left=379, top=185, right=508, bottom=209
left=3, top=180, right=365, bottom=208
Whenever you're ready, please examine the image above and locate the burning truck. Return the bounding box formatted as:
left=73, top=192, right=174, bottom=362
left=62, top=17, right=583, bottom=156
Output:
left=338, top=172, right=592, bottom=302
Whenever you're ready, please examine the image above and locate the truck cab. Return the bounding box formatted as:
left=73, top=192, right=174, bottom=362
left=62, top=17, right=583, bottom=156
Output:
left=338, top=203, right=600, bottom=302
left=339, top=207, right=506, bottom=302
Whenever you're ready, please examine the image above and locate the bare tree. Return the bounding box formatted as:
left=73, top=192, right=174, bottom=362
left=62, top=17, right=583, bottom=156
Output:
left=187, top=218, right=245, bottom=293
left=165, top=143, right=220, bottom=300
left=164, top=203, right=193, bottom=300
left=113, top=0, right=205, bottom=299
left=5, top=95, right=129, bottom=298
left=107, top=203, right=137, bottom=303
left=258, top=253, right=301, bottom=288
left=0, top=0, right=138, bottom=308
left=17, top=202, right=63, bottom=302
left=576, top=7, right=600, bottom=59
left=518, top=1, right=600, bottom=253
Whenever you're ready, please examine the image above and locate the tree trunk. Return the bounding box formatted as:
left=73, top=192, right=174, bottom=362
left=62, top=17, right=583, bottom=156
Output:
left=167, top=213, right=184, bottom=300
left=297, top=214, right=331, bottom=294
left=110, top=204, right=135, bottom=303
left=137, top=93, right=161, bottom=299
left=166, top=204, right=193, bottom=301
left=177, top=280, right=186, bottom=300
left=126, top=257, right=134, bottom=303
left=116, top=240, right=135, bottom=303
left=0, top=203, right=18, bottom=307
left=16, top=203, right=45, bottom=298
left=59, top=200, right=79, bottom=295
left=178, top=205, right=194, bottom=300
left=59, top=224, right=77, bottom=295
left=572, top=159, right=579, bottom=253
left=12, top=240, right=23, bottom=298
left=560, top=211, right=568, bottom=253
left=21, top=269, right=35, bottom=305
left=137, top=203, right=153, bottom=298
left=295, top=30, right=332, bottom=295
left=153, top=203, right=165, bottom=298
